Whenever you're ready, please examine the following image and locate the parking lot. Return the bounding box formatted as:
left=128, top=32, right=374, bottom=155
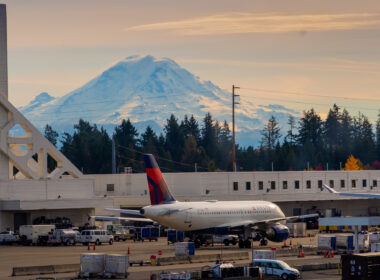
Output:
left=0, top=236, right=342, bottom=279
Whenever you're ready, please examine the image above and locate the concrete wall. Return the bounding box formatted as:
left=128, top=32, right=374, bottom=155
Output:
left=0, top=178, right=96, bottom=201
left=87, top=170, right=380, bottom=203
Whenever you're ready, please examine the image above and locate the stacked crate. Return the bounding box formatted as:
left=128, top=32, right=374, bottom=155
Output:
left=342, top=252, right=380, bottom=280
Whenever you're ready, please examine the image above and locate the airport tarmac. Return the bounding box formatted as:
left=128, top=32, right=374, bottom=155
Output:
left=0, top=236, right=340, bottom=279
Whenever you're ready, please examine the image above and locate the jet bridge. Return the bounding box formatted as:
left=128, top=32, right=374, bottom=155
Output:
left=319, top=217, right=380, bottom=253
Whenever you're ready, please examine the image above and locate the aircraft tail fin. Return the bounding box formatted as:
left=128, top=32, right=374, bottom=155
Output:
left=144, top=154, right=176, bottom=205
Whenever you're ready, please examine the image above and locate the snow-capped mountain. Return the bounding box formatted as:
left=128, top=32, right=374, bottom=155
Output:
left=20, top=55, right=299, bottom=147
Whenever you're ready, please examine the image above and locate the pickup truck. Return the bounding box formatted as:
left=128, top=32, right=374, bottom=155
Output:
left=0, top=231, right=18, bottom=245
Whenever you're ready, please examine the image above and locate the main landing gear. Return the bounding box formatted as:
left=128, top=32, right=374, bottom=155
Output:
left=238, top=239, right=252, bottom=248
left=260, top=238, right=268, bottom=246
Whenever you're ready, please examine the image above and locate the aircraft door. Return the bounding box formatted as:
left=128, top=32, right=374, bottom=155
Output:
left=184, top=210, right=192, bottom=224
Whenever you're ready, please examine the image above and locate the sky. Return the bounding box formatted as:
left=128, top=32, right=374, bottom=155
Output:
left=2, top=0, right=380, bottom=122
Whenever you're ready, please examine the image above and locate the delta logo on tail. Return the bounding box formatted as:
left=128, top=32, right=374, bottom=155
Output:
left=144, top=154, right=176, bottom=205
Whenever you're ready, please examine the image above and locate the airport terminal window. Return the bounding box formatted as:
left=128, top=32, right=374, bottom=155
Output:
left=258, top=181, right=264, bottom=190
left=246, top=182, right=251, bottom=190
left=340, top=180, right=345, bottom=188
left=318, top=180, right=323, bottom=189
left=373, top=180, right=378, bottom=187
left=282, top=181, right=288, bottom=189
left=106, top=184, right=114, bottom=192
left=363, top=179, right=367, bottom=187
left=271, top=181, right=276, bottom=190
left=352, top=180, right=356, bottom=188
left=306, top=180, right=311, bottom=189
left=295, top=180, right=300, bottom=189
left=233, top=182, right=238, bottom=191
left=329, top=180, right=334, bottom=188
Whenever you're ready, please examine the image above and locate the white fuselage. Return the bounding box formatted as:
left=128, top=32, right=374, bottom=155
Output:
left=142, top=200, right=285, bottom=231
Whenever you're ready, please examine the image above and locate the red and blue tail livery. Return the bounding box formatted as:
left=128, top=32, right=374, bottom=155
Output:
left=144, top=154, right=176, bottom=205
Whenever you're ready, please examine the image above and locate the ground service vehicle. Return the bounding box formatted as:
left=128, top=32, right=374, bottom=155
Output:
left=48, top=229, right=77, bottom=246
left=251, top=259, right=300, bottom=280
left=212, top=235, right=238, bottom=246
left=19, top=225, right=55, bottom=245
left=80, top=229, right=113, bottom=245
left=0, top=231, right=18, bottom=244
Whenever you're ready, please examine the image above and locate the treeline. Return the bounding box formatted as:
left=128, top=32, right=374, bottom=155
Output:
left=44, top=104, right=380, bottom=174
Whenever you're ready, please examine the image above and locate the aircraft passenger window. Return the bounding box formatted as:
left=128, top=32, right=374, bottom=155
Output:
left=246, top=182, right=251, bottom=190
left=373, top=180, right=378, bottom=187
left=258, top=181, right=264, bottom=190
left=363, top=179, right=367, bottom=187
left=306, top=180, right=311, bottom=189
left=233, top=182, right=238, bottom=191
left=282, top=181, right=288, bottom=189
left=340, top=180, right=345, bottom=188
left=294, top=180, right=300, bottom=189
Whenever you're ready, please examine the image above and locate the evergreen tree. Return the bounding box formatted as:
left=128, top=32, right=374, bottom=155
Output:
left=324, top=104, right=341, bottom=149
left=164, top=114, right=185, bottom=163
left=376, top=110, right=380, bottom=160
left=201, top=113, right=217, bottom=161
left=260, top=116, right=281, bottom=150
left=44, top=124, right=59, bottom=147
left=286, top=115, right=296, bottom=146
left=140, top=126, right=159, bottom=155
left=181, top=135, right=204, bottom=171
left=182, top=115, right=201, bottom=144
left=297, top=109, right=324, bottom=147
left=113, top=119, right=139, bottom=172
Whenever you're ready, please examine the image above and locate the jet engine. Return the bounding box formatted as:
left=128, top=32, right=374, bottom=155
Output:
left=265, top=224, right=290, bottom=242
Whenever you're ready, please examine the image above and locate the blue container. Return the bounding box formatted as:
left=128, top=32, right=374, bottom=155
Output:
left=150, top=227, right=159, bottom=239
left=347, top=235, right=354, bottom=250
left=331, top=236, right=336, bottom=250
left=177, top=231, right=184, bottom=242
left=141, top=227, right=150, bottom=238
left=188, top=242, right=195, bottom=256
left=167, top=229, right=177, bottom=243
left=167, top=229, right=184, bottom=243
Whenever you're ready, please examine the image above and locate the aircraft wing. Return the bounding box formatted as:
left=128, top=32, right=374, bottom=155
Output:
left=218, top=213, right=319, bottom=229
left=90, top=216, right=153, bottom=222
left=104, top=208, right=142, bottom=216
left=322, top=184, right=380, bottom=199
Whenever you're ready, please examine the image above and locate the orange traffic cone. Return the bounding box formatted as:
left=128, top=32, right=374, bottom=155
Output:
left=331, top=250, right=334, bottom=258
left=127, top=246, right=130, bottom=255
left=324, top=250, right=327, bottom=258
left=283, top=241, right=287, bottom=247
left=93, top=244, right=96, bottom=250
left=301, top=248, right=304, bottom=258
left=87, top=243, right=90, bottom=251
left=289, top=240, right=292, bottom=246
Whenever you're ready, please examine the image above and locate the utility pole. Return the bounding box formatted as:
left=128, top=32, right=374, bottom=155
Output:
left=232, top=85, right=240, bottom=172
left=112, top=137, right=116, bottom=174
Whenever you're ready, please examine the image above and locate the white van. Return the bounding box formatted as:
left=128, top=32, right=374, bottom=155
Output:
left=80, top=229, right=113, bottom=245
left=251, top=259, right=300, bottom=280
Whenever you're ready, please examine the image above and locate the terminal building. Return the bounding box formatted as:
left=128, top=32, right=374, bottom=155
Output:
left=1, top=4, right=380, bottom=231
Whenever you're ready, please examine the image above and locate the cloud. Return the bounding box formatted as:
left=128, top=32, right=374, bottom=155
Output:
left=127, top=13, right=380, bottom=35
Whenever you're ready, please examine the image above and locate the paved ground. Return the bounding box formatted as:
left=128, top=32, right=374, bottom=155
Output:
left=0, top=236, right=340, bottom=279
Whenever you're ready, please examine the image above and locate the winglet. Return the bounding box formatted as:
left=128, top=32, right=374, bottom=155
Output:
left=322, top=184, right=339, bottom=194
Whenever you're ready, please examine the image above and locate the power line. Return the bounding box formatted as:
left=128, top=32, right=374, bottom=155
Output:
left=240, top=87, right=380, bottom=103
left=116, top=144, right=210, bottom=171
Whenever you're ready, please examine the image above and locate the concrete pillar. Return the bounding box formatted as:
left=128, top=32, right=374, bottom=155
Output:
left=0, top=5, right=8, bottom=179
left=0, top=4, right=8, bottom=99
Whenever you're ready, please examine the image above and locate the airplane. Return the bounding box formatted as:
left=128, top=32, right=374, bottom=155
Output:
left=105, top=154, right=318, bottom=248
left=322, top=183, right=380, bottom=199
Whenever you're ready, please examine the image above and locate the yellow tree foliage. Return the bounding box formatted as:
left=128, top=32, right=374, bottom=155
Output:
left=343, top=155, right=363, bottom=170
